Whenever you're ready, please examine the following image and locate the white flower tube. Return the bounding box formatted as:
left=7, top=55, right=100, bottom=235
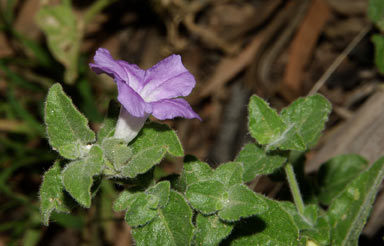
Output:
left=114, top=107, right=148, bottom=143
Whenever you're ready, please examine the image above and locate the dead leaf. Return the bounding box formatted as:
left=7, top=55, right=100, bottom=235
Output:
left=282, top=0, right=331, bottom=98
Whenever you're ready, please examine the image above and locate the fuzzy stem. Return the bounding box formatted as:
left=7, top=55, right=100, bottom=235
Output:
left=114, top=107, right=148, bottom=143
left=284, top=162, right=305, bottom=215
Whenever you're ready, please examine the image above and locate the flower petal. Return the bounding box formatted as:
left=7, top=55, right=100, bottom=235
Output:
left=140, top=55, right=196, bottom=102
left=116, top=79, right=152, bottom=118
left=89, top=48, right=145, bottom=92
left=150, top=98, right=201, bottom=120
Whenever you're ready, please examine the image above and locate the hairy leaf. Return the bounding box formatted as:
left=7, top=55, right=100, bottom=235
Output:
left=302, top=216, right=331, bottom=246
left=130, top=122, right=183, bottom=157
left=280, top=94, right=331, bottom=147
left=282, top=203, right=331, bottom=245
left=102, top=138, right=132, bottom=171
left=146, top=181, right=171, bottom=209
left=62, top=145, right=103, bottom=207
left=186, top=180, right=226, bottom=215
left=132, top=191, right=194, bottom=246
left=213, top=162, right=243, bottom=187
left=45, top=83, right=95, bottom=159
left=235, top=143, right=286, bottom=182
left=121, top=146, right=166, bottom=178
left=218, top=184, right=267, bottom=222
left=124, top=193, right=158, bottom=227
left=248, top=95, right=286, bottom=145
left=248, top=94, right=331, bottom=151
left=40, top=161, right=69, bottom=226
left=328, top=157, right=384, bottom=246
left=248, top=95, right=305, bottom=151
left=318, top=154, right=368, bottom=205
left=120, top=122, right=183, bottom=178
left=194, top=214, right=233, bottom=246
left=230, top=199, right=299, bottom=246
left=113, top=191, right=158, bottom=227
left=113, top=190, right=134, bottom=212
left=177, top=158, right=213, bottom=192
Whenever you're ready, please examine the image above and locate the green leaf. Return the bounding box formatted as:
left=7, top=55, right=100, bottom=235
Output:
left=281, top=203, right=331, bottom=245
left=280, top=94, right=331, bottom=147
left=235, top=143, right=286, bottom=182
left=372, top=34, right=384, bottom=74
left=112, top=191, right=158, bottom=227
left=62, top=145, right=104, bottom=207
left=102, top=138, right=132, bottom=171
left=176, top=157, right=213, bottom=192
left=327, top=156, right=384, bottom=246
left=130, top=122, right=184, bottom=156
left=368, top=0, right=384, bottom=30
left=294, top=204, right=319, bottom=230
left=121, top=122, right=184, bottom=178
left=124, top=193, right=158, bottom=227
left=113, top=190, right=134, bottom=212
left=146, top=181, right=171, bottom=209
left=194, top=214, right=233, bottom=246
left=45, top=83, right=95, bottom=160
left=182, top=161, right=268, bottom=221
left=121, top=146, right=166, bottom=178
left=39, top=160, right=70, bottom=226
left=36, top=3, right=80, bottom=83
left=318, top=154, right=368, bottom=205
left=301, top=216, right=331, bottom=246
left=247, top=94, right=331, bottom=151
left=218, top=184, right=267, bottom=222
left=248, top=95, right=286, bottom=145
left=57, top=142, right=84, bottom=160
left=248, top=95, right=305, bottom=151
left=275, top=126, right=306, bottom=151
left=132, top=191, right=194, bottom=246
left=230, top=199, right=299, bottom=246
left=213, top=162, right=243, bottom=187
left=186, top=180, right=226, bottom=215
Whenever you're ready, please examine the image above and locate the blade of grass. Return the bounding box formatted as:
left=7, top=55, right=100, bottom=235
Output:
left=6, top=88, right=45, bottom=136
left=0, top=61, right=42, bottom=92
left=12, top=30, right=53, bottom=68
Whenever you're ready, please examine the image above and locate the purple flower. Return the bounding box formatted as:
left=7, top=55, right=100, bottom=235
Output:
left=90, top=48, right=200, bottom=142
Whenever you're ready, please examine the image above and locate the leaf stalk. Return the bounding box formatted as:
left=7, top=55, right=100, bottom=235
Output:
left=284, top=162, right=305, bottom=215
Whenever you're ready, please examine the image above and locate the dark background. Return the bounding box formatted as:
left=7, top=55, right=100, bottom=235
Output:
left=0, top=0, right=383, bottom=245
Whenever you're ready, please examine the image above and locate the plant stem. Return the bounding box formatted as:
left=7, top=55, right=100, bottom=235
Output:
left=284, top=162, right=305, bottom=215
